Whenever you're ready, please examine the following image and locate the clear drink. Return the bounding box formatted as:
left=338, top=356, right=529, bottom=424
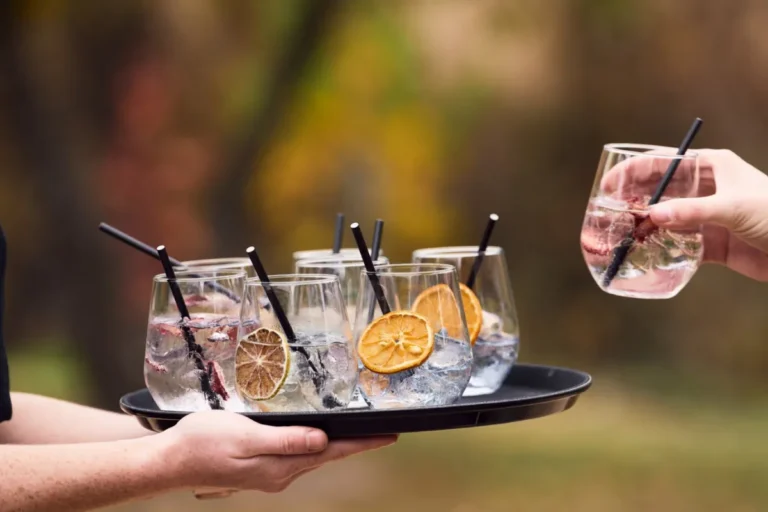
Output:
left=144, top=269, right=248, bottom=411
left=581, top=197, right=703, bottom=298
left=357, top=332, right=473, bottom=408
left=237, top=274, right=358, bottom=412
left=240, top=331, right=357, bottom=412
left=353, top=263, right=473, bottom=409
left=412, top=246, right=520, bottom=396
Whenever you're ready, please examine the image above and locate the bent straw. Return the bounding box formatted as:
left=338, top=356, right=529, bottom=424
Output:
left=603, top=117, right=703, bottom=287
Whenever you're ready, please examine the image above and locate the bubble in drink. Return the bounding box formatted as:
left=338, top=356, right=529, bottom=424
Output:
left=581, top=197, right=703, bottom=299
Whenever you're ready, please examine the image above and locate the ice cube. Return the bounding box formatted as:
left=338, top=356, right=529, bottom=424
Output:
left=207, top=331, right=230, bottom=342
left=480, top=311, right=502, bottom=337
left=427, top=334, right=465, bottom=370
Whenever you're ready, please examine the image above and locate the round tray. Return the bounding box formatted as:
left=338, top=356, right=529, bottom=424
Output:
left=120, top=363, right=591, bottom=439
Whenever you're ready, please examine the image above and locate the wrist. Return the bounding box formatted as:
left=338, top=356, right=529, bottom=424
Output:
left=136, top=429, right=194, bottom=492
left=153, top=426, right=200, bottom=490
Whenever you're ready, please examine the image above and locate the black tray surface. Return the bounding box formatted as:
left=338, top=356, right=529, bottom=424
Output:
left=120, top=363, right=591, bottom=438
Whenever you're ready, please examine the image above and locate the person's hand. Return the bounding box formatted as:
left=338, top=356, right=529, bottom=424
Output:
left=160, top=410, right=397, bottom=494
left=599, top=148, right=768, bottom=282
left=646, top=149, right=768, bottom=281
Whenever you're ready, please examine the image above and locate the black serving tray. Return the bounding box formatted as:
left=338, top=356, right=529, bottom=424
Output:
left=120, top=363, right=591, bottom=439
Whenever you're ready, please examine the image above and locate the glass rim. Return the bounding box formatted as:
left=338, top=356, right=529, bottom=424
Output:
left=245, top=273, right=340, bottom=286
left=363, top=263, right=456, bottom=277
left=412, top=245, right=503, bottom=259
left=292, top=248, right=378, bottom=260
left=153, top=268, right=246, bottom=283
left=603, top=143, right=699, bottom=159
left=295, top=255, right=389, bottom=269
left=181, top=257, right=251, bottom=268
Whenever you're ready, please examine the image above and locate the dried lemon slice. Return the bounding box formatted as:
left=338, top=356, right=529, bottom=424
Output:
left=235, top=327, right=290, bottom=401
left=357, top=311, right=434, bottom=374
left=412, top=283, right=483, bottom=345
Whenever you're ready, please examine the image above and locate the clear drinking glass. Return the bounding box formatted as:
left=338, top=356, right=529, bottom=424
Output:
left=581, top=144, right=705, bottom=299
left=144, top=268, right=247, bottom=412
left=353, top=263, right=473, bottom=409
left=293, top=248, right=384, bottom=264
left=294, top=255, right=390, bottom=326
left=182, top=257, right=255, bottom=277
left=237, top=274, right=358, bottom=412
left=412, top=246, right=519, bottom=395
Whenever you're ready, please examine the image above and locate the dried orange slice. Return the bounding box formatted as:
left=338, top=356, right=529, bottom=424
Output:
left=412, top=283, right=483, bottom=345
left=357, top=311, right=434, bottom=374
left=235, top=328, right=290, bottom=401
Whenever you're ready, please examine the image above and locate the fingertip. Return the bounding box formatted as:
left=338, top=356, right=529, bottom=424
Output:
left=649, top=203, right=674, bottom=225
left=305, top=430, right=328, bottom=453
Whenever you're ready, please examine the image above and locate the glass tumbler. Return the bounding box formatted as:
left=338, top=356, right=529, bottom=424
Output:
left=580, top=144, right=705, bottom=298
left=412, top=246, right=519, bottom=395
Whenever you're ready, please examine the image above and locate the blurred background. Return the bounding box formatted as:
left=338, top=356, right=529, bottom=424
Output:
left=3, top=0, right=768, bottom=510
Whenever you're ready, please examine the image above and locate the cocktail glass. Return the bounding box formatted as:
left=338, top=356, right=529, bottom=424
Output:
left=294, top=255, right=390, bottom=326
left=581, top=144, right=705, bottom=298
left=412, top=246, right=519, bottom=396
left=236, top=274, right=358, bottom=412
left=353, top=263, right=473, bottom=409
left=144, top=268, right=247, bottom=411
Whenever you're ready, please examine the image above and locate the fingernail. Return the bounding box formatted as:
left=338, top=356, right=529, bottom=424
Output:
left=306, top=431, right=327, bottom=452
left=651, top=205, right=674, bottom=223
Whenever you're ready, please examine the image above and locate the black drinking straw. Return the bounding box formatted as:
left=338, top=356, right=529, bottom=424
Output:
left=351, top=223, right=390, bottom=315
left=371, top=219, right=384, bottom=258
left=99, top=222, right=239, bottom=302
left=465, top=213, right=499, bottom=290
left=245, top=246, right=322, bottom=379
left=157, top=245, right=222, bottom=410
left=332, top=213, right=345, bottom=253
left=602, top=117, right=703, bottom=288
left=366, top=219, right=385, bottom=322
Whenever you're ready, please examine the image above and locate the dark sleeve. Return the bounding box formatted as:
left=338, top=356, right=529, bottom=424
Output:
left=0, top=225, right=12, bottom=422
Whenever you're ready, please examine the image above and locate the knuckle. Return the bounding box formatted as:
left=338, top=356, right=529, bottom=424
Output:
left=279, top=434, right=303, bottom=454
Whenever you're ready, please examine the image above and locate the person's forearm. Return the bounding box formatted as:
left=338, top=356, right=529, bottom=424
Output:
left=0, top=393, right=152, bottom=444
left=0, top=435, right=183, bottom=512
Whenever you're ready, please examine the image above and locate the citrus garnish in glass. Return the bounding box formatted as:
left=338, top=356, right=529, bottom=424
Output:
left=357, top=311, right=434, bottom=374
left=235, top=327, right=290, bottom=401
left=412, top=283, right=482, bottom=345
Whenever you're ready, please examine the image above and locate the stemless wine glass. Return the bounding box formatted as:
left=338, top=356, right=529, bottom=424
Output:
left=353, top=263, right=473, bottom=409
left=236, top=274, right=358, bottom=412
left=580, top=144, right=705, bottom=299
left=412, top=246, right=520, bottom=396
left=293, top=248, right=385, bottom=264
left=182, top=257, right=255, bottom=277
left=144, top=268, right=247, bottom=412
left=294, top=255, right=390, bottom=326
